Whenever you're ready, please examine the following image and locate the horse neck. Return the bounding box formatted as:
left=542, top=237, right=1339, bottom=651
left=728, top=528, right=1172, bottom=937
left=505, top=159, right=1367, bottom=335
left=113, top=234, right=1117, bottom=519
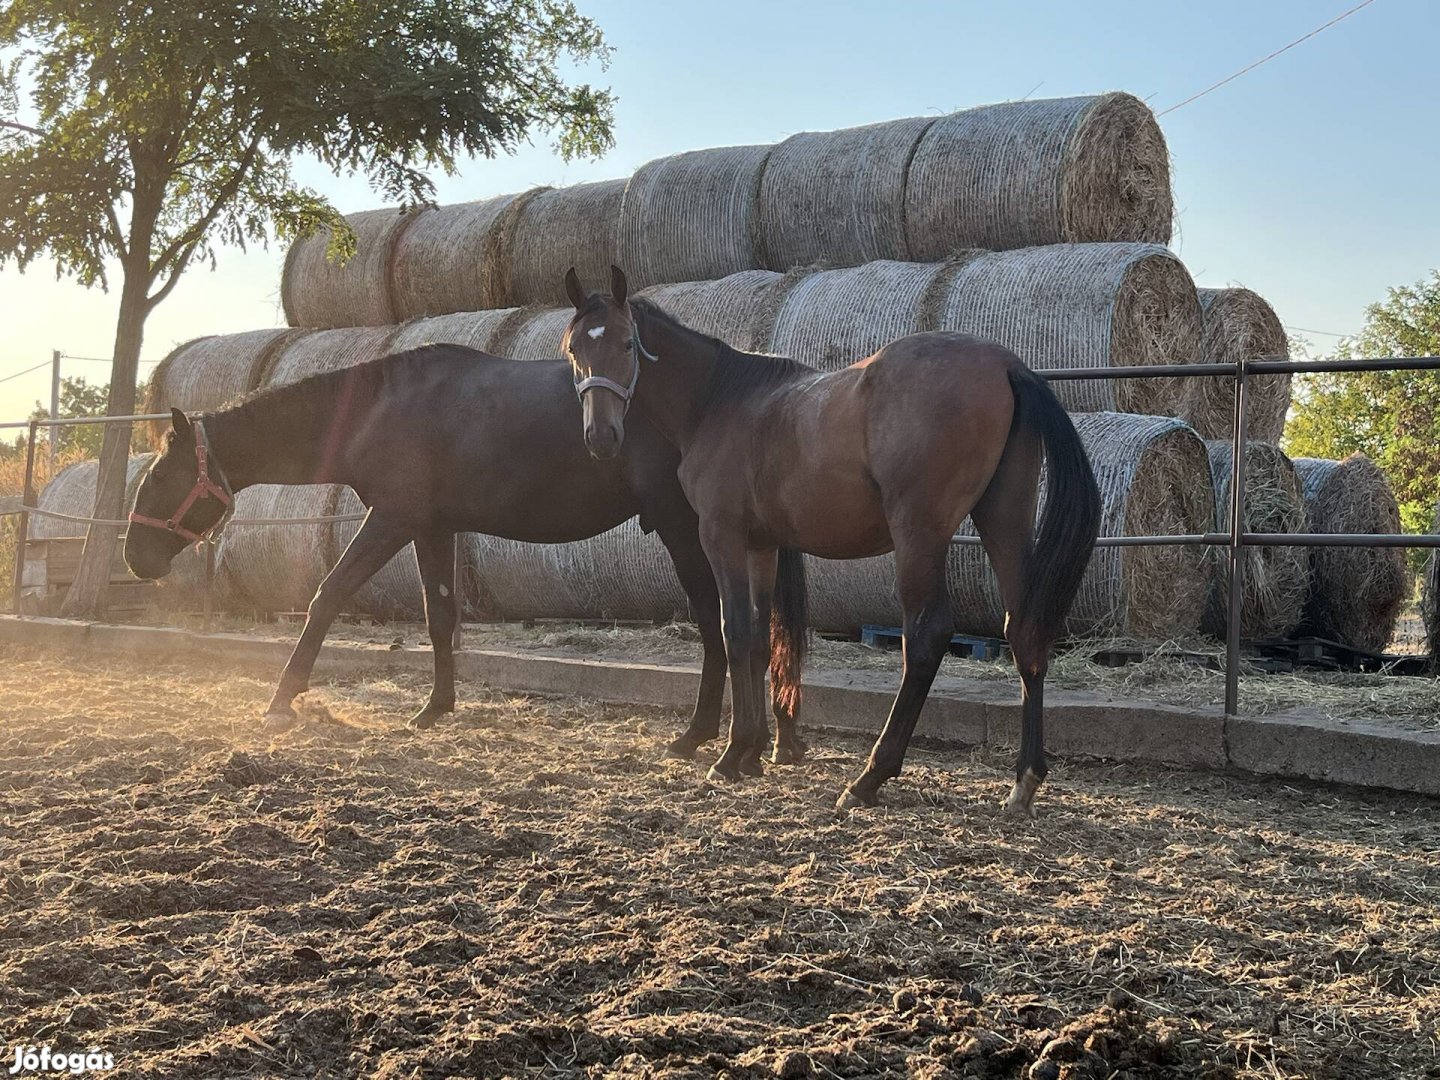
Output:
left=202, top=378, right=360, bottom=490
left=633, top=311, right=719, bottom=448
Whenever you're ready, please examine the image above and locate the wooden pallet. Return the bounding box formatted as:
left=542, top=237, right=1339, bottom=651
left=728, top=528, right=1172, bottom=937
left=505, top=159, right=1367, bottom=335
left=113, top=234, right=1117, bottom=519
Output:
left=859, top=624, right=1008, bottom=661
left=32, top=537, right=156, bottom=619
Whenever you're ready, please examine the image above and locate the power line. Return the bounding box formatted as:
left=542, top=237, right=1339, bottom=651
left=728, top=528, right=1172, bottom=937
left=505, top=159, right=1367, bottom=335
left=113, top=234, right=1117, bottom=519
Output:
left=0, top=360, right=51, bottom=385
left=1158, top=0, right=1379, bottom=117
left=1286, top=325, right=1350, bottom=338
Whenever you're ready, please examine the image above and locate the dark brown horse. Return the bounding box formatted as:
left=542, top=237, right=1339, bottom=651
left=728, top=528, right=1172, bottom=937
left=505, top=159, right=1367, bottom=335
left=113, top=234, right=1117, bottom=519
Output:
left=124, top=345, right=807, bottom=756
left=562, top=267, right=1102, bottom=815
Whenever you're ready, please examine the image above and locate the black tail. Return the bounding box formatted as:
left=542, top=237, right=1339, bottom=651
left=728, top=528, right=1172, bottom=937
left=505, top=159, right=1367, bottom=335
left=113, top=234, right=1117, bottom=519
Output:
left=769, top=547, right=808, bottom=715
left=1007, top=366, right=1102, bottom=642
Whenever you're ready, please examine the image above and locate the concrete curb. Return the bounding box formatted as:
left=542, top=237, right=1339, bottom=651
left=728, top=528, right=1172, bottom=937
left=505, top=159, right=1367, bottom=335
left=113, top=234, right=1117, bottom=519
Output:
left=2, top=616, right=1438, bottom=798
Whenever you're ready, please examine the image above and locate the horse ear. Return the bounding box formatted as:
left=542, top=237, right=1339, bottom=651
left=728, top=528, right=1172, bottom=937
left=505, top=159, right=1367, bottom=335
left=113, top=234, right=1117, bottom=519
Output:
left=564, top=268, right=586, bottom=310
left=170, top=408, right=193, bottom=441
left=610, top=265, right=628, bottom=307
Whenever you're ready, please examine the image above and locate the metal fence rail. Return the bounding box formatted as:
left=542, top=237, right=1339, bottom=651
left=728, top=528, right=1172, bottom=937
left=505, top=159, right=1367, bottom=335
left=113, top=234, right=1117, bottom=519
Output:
left=6, top=357, right=1440, bottom=718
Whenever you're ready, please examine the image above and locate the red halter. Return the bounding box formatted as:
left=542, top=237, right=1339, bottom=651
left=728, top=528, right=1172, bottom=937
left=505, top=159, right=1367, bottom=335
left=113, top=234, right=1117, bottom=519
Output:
left=127, top=419, right=232, bottom=544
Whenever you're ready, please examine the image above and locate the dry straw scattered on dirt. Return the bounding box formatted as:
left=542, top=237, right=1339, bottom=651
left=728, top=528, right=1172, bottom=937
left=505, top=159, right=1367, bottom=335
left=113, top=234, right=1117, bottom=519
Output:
left=1293, top=455, right=1409, bottom=653
left=617, top=143, right=773, bottom=290
left=281, top=208, right=419, bottom=329
left=0, top=643, right=1436, bottom=1079
left=1183, top=288, right=1292, bottom=442
left=1201, top=441, right=1308, bottom=640
left=905, top=93, right=1174, bottom=260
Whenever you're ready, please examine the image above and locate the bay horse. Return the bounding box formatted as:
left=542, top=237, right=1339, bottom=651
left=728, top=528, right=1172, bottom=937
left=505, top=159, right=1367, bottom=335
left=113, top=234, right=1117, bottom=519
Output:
left=561, top=267, right=1102, bottom=815
left=124, top=346, right=807, bottom=756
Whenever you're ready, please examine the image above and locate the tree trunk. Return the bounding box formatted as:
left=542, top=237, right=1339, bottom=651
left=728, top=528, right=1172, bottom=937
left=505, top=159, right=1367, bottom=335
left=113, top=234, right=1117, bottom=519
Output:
left=59, top=267, right=149, bottom=618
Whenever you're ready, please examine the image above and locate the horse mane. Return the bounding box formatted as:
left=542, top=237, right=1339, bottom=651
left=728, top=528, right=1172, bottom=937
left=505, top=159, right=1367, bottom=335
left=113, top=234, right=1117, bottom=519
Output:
left=628, top=297, right=814, bottom=421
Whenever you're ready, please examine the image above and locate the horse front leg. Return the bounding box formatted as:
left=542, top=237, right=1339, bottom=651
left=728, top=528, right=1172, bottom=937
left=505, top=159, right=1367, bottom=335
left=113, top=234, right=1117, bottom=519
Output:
left=703, top=530, right=768, bottom=783
left=410, top=530, right=460, bottom=730
left=263, top=510, right=410, bottom=732
left=650, top=509, right=727, bottom=759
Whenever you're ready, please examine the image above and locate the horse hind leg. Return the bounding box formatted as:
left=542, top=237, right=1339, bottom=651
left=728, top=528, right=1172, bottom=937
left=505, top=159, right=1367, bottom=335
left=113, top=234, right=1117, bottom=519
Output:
left=410, top=530, right=460, bottom=731
left=969, top=428, right=1049, bottom=817
left=837, top=534, right=954, bottom=810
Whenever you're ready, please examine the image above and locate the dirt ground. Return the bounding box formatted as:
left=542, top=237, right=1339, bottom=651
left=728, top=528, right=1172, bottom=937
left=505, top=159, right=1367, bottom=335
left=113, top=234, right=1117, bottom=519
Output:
left=1, top=643, right=1437, bottom=1080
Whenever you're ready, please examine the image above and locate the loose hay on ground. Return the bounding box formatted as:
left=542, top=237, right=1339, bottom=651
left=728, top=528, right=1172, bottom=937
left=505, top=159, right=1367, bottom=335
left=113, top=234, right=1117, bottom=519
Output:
left=0, top=643, right=1435, bottom=1079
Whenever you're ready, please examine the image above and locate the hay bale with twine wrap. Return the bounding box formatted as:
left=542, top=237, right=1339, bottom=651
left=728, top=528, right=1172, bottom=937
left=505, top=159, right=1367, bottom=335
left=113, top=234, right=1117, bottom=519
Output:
left=765, top=261, right=946, bottom=370
left=1182, top=288, right=1292, bottom=442
left=904, top=93, right=1173, bottom=260
left=1292, top=455, right=1407, bottom=653
left=617, top=144, right=772, bottom=290
left=282, top=208, right=420, bottom=328
left=638, top=271, right=796, bottom=352
left=758, top=116, right=936, bottom=270
left=262, top=326, right=399, bottom=389
left=1200, top=441, right=1307, bottom=640
left=501, top=179, right=626, bottom=307
left=220, top=485, right=420, bottom=618
left=387, top=309, right=518, bottom=354
left=489, top=307, right=573, bottom=361
left=144, top=328, right=304, bottom=445
left=388, top=190, right=546, bottom=320
left=465, top=520, right=689, bottom=623
left=926, top=244, right=1200, bottom=414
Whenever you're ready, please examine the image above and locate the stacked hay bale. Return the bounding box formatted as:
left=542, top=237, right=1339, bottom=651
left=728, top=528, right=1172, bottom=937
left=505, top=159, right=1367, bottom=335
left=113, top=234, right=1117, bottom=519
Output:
left=282, top=208, right=418, bottom=328
left=501, top=180, right=627, bottom=307
left=1181, top=288, right=1291, bottom=441
left=1292, top=455, right=1408, bottom=652
left=1201, top=442, right=1307, bottom=640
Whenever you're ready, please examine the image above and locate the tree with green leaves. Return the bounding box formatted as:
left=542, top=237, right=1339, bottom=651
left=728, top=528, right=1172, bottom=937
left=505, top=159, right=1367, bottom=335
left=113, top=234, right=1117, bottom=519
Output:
left=1284, top=270, right=1440, bottom=540
left=0, top=0, right=614, bottom=615
left=28, top=377, right=151, bottom=459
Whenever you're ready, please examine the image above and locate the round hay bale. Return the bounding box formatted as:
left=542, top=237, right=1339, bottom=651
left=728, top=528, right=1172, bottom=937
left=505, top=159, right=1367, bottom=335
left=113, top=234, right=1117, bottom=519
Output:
left=617, top=144, right=772, bottom=290
left=1200, top=441, right=1307, bottom=640
left=904, top=93, right=1173, bottom=260
left=144, top=328, right=304, bottom=445
left=758, top=115, right=937, bottom=271
left=387, top=309, right=518, bottom=354
left=220, top=485, right=342, bottom=614
left=262, top=326, right=399, bottom=389
left=331, top=487, right=423, bottom=620
left=501, top=179, right=627, bottom=307
left=638, top=270, right=795, bottom=352
left=765, top=261, right=946, bottom=370
left=926, top=244, right=1201, bottom=414
left=1181, top=288, right=1292, bottom=442
left=804, top=555, right=902, bottom=636
left=489, top=307, right=573, bottom=361
left=282, top=208, right=422, bottom=328
left=389, top=189, right=548, bottom=320
left=465, top=520, right=691, bottom=623
left=1292, top=455, right=1407, bottom=653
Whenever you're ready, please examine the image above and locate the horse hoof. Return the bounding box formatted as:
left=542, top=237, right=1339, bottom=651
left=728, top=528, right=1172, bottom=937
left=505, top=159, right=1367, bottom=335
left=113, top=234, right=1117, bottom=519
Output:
left=771, top=742, right=807, bottom=765
left=1001, top=794, right=1038, bottom=819
left=1002, top=770, right=1043, bottom=818
left=262, top=710, right=300, bottom=734
left=834, top=784, right=877, bottom=813
left=739, top=755, right=766, bottom=778
left=407, top=710, right=442, bottom=731
left=665, top=739, right=699, bottom=761
left=706, top=762, right=743, bottom=785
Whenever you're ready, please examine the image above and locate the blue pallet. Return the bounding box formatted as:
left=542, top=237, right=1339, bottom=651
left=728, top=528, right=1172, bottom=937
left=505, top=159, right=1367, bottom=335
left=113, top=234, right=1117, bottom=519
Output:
left=859, top=624, right=1008, bottom=662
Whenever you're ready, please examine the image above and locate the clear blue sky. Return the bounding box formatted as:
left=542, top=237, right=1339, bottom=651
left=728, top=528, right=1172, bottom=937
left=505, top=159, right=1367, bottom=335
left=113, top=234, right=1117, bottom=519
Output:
left=2, top=0, right=1435, bottom=420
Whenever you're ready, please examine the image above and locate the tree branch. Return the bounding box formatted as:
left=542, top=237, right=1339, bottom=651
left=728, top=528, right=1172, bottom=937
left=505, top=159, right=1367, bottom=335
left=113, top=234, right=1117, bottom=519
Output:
left=1, top=118, right=44, bottom=136
left=104, top=203, right=128, bottom=259
left=149, top=134, right=261, bottom=275
left=146, top=244, right=196, bottom=310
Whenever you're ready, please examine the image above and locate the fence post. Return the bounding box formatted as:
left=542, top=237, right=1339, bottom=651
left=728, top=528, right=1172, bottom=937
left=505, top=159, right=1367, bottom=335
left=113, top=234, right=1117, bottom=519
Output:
left=1223, top=358, right=1251, bottom=717
left=11, top=419, right=40, bottom=617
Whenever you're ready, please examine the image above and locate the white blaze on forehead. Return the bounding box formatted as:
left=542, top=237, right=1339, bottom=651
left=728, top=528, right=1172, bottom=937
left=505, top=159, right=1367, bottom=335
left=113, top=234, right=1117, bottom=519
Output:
left=587, top=326, right=606, bottom=340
